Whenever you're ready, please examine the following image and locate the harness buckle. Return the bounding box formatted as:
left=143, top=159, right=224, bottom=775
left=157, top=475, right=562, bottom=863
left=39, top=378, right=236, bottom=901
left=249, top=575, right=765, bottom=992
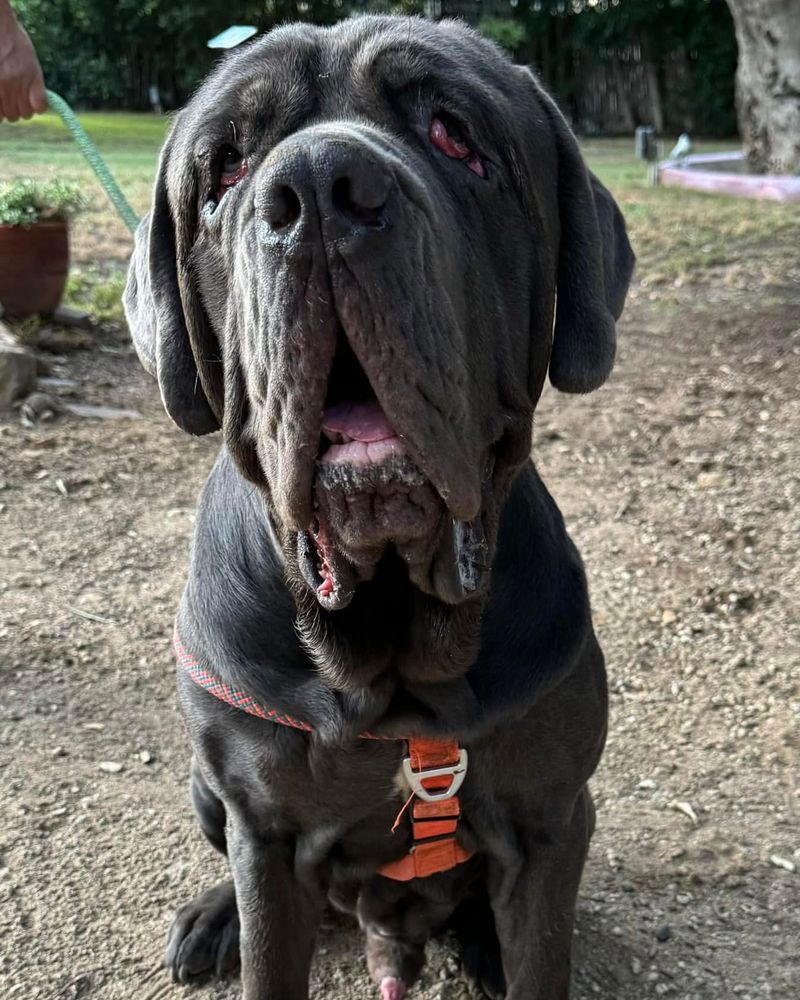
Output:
left=401, top=749, right=468, bottom=802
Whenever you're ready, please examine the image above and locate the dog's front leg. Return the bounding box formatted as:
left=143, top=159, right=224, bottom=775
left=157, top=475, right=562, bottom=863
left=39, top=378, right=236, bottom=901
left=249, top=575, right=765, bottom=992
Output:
left=488, top=787, right=594, bottom=1000
left=228, top=819, right=324, bottom=1000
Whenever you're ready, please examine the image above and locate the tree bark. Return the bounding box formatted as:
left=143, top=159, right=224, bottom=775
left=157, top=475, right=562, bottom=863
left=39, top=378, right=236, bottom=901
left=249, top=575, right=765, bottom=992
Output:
left=611, top=56, right=635, bottom=133
left=725, top=0, right=800, bottom=174
left=643, top=58, right=665, bottom=134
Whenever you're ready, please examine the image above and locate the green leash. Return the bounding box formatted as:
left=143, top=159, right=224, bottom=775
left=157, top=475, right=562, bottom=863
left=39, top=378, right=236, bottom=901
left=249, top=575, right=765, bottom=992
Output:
left=45, top=89, right=140, bottom=234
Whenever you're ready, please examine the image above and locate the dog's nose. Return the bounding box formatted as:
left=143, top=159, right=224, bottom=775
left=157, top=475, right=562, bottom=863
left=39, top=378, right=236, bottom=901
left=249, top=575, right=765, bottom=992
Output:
left=258, top=136, right=394, bottom=239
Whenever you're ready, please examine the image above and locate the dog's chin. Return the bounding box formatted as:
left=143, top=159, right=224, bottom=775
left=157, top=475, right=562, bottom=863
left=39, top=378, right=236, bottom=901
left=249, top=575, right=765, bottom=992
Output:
left=296, top=444, right=490, bottom=611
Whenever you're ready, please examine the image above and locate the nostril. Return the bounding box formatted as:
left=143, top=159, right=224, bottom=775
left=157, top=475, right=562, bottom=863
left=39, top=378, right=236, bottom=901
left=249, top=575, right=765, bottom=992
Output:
left=268, top=186, right=302, bottom=232
left=332, top=176, right=387, bottom=228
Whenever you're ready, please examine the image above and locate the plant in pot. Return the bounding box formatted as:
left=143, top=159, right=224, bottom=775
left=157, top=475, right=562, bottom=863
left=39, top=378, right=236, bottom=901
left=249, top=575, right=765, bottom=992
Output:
left=0, top=179, right=85, bottom=318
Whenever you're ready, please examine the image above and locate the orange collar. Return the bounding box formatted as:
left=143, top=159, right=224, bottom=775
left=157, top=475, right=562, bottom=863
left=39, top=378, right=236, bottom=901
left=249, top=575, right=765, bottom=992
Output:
left=175, top=635, right=472, bottom=881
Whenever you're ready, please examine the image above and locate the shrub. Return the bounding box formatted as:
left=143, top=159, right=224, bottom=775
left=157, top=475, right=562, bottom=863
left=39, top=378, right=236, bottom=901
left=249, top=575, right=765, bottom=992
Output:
left=0, top=180, right=86, bottom=226
left=477, top=17, right=528, bottom=56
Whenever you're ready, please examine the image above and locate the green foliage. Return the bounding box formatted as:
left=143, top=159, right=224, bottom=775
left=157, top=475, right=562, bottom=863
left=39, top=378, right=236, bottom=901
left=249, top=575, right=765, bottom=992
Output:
left=506, top=0, right=737, bottom=136
left=11, top=0, right=415, bottom=110
left=86, top=274, right=127, bottom=324
left=565, top=0, right=737, bottom=135
left=0, top=179, right=85, bottom=226
left=673, top=2, right=737, bottom=136
left=11, top=0, right=737, bottom=135
left=477, top=17, right=528, bottom=55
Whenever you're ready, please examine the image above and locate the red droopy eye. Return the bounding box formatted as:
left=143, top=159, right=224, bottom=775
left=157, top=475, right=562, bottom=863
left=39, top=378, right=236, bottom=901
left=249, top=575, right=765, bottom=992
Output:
left=217, top=149, right=248, bottom=201
left=429, top=117, right=486, bottom=179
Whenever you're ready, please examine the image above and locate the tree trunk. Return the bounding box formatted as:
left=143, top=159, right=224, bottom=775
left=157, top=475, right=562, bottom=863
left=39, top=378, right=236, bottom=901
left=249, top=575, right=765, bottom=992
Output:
left=612, top=56, right=636, bottom=133
left=725, top=0, right=800, bottom=174
left=643, top=58, right=665, bottom=134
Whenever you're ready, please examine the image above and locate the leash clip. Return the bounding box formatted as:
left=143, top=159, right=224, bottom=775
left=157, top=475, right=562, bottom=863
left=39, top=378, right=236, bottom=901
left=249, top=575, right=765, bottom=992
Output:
left=402, top=749, right=468, bottom=802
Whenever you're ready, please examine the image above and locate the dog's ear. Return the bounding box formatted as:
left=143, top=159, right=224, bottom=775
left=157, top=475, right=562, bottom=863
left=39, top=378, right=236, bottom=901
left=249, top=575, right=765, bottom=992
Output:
left=536, top=87, right=635, bottom=393
left=123, top=131, right=221, bottom=435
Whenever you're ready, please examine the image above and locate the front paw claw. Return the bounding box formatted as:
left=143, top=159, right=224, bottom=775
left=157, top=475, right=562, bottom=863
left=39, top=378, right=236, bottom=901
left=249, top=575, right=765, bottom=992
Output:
left=164, top=881, right=240, bottom=983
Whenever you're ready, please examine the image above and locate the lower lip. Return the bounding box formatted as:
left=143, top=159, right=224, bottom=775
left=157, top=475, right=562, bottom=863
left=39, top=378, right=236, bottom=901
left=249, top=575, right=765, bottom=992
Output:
left=319, top=436, right=406, bottom=467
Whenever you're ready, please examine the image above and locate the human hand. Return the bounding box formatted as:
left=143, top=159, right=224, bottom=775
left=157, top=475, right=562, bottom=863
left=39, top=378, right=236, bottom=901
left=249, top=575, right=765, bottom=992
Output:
left=0, top=8, right=47, bottom=122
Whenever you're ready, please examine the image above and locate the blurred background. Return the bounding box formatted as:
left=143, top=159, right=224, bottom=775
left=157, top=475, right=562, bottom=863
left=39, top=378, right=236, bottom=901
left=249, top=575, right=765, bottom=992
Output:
left=14, top=0, right=738, bottom=136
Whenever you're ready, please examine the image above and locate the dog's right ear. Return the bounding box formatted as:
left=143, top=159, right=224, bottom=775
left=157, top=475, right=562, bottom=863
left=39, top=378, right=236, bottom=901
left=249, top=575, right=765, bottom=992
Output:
left=123, top=133, right=221, bottom=436
left=516, top=67, right=634, bottom=394
left=542, top=94, right=634, bottom=394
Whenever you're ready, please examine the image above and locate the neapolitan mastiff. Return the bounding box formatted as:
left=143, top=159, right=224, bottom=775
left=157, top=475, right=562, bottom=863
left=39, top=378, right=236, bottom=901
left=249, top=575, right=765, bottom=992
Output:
left=124, top=14, right=634, bottom=1000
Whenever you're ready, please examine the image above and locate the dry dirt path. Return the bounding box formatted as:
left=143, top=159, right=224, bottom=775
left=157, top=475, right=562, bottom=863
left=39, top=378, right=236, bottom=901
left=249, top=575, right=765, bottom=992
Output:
left=1, top=291, right=798, bottom=1000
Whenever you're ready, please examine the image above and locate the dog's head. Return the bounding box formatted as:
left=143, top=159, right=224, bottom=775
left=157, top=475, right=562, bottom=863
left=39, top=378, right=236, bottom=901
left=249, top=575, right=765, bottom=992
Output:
left=125, top=15, right=633, bottom=618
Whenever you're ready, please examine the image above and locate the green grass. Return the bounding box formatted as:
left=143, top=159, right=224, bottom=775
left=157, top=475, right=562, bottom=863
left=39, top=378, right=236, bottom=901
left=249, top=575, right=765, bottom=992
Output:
left=3, top=110, right=167, bottom=158
left=64, top=268, right=128, bottom=325
left=584, top=137, right=800, bottom=294
left=0, top=112, right=167, bottom=317
left=0, top=111, right=167, bottom=232
left=1, top=112, right=798, bottom=321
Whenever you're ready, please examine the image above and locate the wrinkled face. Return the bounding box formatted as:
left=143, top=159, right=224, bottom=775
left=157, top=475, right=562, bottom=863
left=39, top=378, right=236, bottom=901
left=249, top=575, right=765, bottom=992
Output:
left=125, top=16, right=632, bottom=616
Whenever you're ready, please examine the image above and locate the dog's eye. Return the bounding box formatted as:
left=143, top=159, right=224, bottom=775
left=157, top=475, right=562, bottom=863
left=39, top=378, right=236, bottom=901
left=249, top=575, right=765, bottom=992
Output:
left=217, top=146, right=248, bottom=201
left=429, top=115, right=486, bottom=179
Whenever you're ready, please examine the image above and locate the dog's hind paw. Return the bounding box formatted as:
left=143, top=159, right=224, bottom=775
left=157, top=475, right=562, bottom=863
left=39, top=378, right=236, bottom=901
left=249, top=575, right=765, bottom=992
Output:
left=165, top=881, right=240, bottom=983
left=380, top=975, right=407, bottom=1000
left=365, top=927, right=424, bottom=998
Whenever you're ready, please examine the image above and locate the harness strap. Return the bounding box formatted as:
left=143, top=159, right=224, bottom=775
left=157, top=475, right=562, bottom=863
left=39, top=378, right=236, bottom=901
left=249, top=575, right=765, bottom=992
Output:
left=175, top=634, right=473, bottom=881
left=378, top=738, right=472, bottom=881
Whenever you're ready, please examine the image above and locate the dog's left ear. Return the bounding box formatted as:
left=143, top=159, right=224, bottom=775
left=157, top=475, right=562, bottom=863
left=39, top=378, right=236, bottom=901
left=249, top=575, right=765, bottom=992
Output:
left=532, top=83, right=635, bottom=393
left=123, top=128, right=222, bottom=435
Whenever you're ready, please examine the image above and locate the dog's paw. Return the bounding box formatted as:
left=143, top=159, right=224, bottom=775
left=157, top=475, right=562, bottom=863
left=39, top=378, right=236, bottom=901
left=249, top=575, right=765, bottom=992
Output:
left=461, top=942, right=505, bottom=1000
left=165, top=881, right=240, bottom=983
left=365, top=927, right=424, bottom=999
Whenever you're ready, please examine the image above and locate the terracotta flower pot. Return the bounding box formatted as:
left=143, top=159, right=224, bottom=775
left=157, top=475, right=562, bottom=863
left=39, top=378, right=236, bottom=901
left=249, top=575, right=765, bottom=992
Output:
left=0, top=220, right=69, bottom=318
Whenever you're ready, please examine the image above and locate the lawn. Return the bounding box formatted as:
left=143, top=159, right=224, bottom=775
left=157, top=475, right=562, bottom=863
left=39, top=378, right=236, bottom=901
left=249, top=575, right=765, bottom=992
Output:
left=1, top=112, right=799, bottom=320
left=1, top=112, right=167, bottom=319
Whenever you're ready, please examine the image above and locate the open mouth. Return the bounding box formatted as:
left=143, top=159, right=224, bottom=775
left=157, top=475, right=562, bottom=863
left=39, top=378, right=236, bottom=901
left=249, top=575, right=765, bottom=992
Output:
left=320, top=398, right=405, bottom=468
left=298, top=332, right=440, bottom=609
left=317, top=332, right=407, bottom=469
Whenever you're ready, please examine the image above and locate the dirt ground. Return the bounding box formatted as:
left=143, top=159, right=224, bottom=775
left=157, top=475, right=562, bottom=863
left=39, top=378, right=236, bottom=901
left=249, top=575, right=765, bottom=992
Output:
left=1, top=253, right=799, bottom=999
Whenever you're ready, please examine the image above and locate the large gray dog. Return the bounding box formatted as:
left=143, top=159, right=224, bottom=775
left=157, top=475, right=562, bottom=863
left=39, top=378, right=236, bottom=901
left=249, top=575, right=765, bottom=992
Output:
left=124, top=14, right=633, bottom=1000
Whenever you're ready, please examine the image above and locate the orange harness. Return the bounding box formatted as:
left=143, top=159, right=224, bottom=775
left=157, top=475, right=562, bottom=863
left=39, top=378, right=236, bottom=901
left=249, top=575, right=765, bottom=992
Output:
left=176, top=636, right=473, bottom=881
left=379, top=736, right=472, bottom=880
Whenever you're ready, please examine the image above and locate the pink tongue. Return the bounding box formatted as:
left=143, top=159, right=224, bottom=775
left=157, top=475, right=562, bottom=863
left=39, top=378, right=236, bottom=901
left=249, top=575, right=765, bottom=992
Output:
left=321, top=400, right=396, bottom=442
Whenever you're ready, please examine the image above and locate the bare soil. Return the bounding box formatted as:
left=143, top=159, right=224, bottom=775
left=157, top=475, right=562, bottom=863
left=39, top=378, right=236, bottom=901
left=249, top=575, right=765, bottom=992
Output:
left=1, top=283, right=798, bottom=1000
